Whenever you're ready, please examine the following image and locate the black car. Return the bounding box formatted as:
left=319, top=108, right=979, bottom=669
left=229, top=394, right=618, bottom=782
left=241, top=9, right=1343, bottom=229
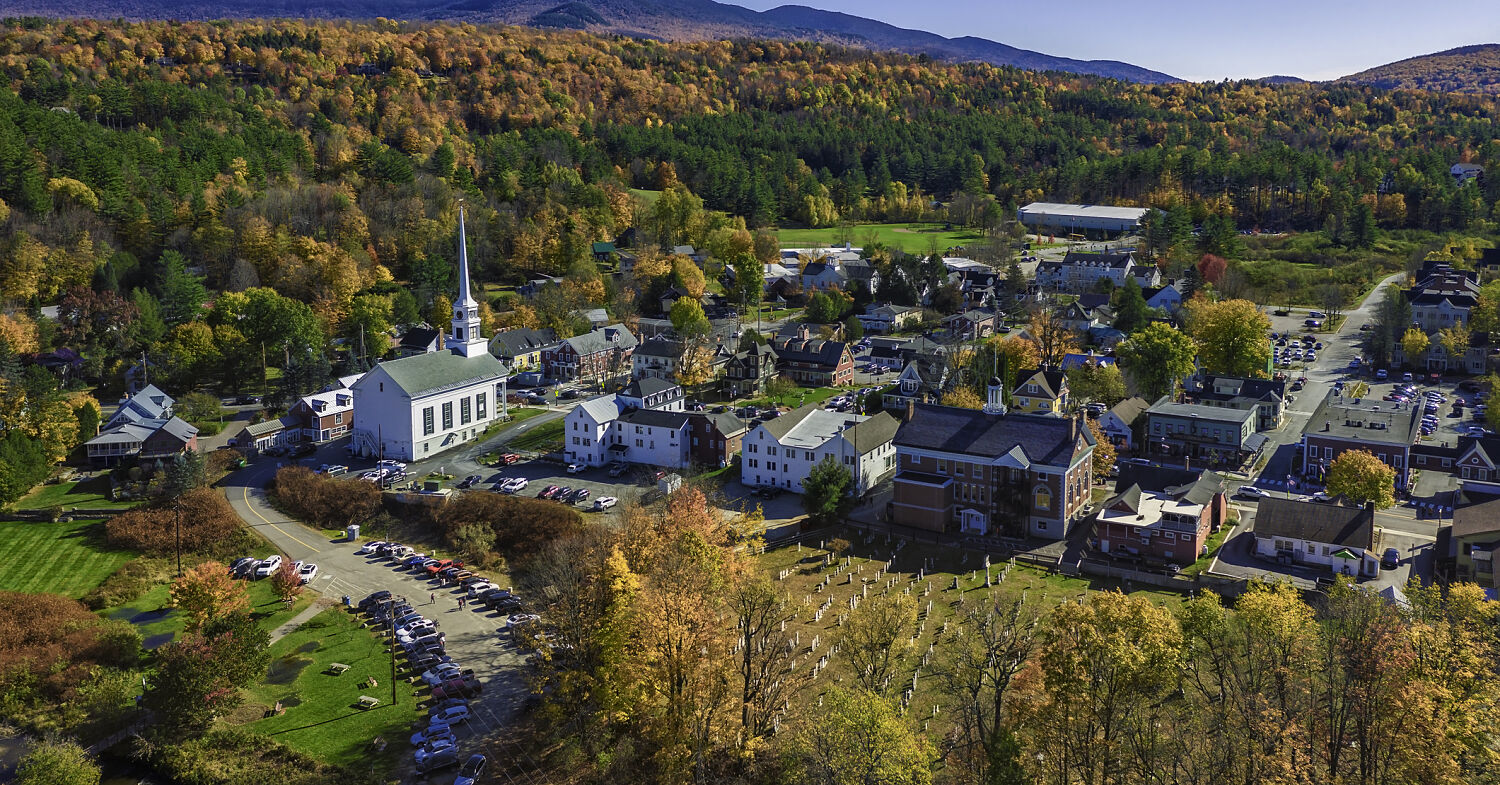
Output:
left=289, top=442, right=316, bottom=458
left=1381, top=548, right=1401, bottom=569
left=357, top=590, right=393, bottom=610
left=457, top=474, right=482, bottom=489
left=559, top=389, right=580, bottom=400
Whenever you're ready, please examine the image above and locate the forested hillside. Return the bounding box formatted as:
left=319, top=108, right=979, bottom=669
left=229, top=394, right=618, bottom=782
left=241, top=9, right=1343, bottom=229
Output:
left=1341, top=43, right=1500, bottom=95
left=0, top=17, right=1496, bottom=319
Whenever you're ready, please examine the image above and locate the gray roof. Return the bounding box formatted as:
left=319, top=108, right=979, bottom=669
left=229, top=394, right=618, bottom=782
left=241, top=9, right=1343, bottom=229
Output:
left=844, top=412, right=900, bottom=454
left=400, top=326, right=443, bottom=351
left=894, top=404, right=1090, bottom=467
left=157, top=416, right=198, bottom=442
left=1108, top=396, right=1150, bottom=426
left=1452, top=491, right=1500, bottom=539
left=564, top=324, right=637, bottom=356
left=488, top=327, right=557, bottom=358
left=1146, top=399, right=1257, bottom=425
left=1015, top=368, right=1067, bottom=399
left=1253, top=497, right=1374, bottom=548
left=1305, top=391, right=1423, bottom=446
left=773, top=338, right=849, bottom=368
left=244, top=418, right=290, bottom=437
left=618, top=408, right=691, bottom=429
left=622, top=377, right=681, bottom=400
left=362, top=350, right=507, bottom=398
left=635, top=337, right=681, bottom=359
left=1114, top=465, right=1224, bottom=506
left=1060, top=249, right=1136, bottom=268
left=694, top=411, right=748, bottom=437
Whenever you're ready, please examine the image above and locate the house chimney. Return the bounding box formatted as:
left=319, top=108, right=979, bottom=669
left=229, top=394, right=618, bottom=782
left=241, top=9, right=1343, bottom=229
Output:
left=904, top=399, right=916, bottom=423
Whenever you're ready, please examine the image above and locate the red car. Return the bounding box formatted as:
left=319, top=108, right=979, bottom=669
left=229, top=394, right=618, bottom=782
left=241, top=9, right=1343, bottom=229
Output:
left=431, top=675, right=482, bottom=701
left=499, top=453, right=521, bottom=466
left=425, top=559, right=454, bottom=577
left=538, top=485, right=560, bottom=499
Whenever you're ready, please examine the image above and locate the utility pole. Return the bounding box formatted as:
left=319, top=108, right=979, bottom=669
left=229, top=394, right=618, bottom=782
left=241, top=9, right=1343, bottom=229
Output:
left=384, top=597, right=398, bottom=706
left=174, top=499, right=183, bottom=578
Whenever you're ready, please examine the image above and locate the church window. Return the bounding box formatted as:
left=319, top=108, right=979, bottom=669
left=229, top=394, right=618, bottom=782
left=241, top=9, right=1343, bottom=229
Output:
left=442, top=402, right=453, bottom=430
left=423, top=407, right=434, bottom=435
left=476, top=393, right=486, bottom=419
left=461, top=397, right=472, bottom=425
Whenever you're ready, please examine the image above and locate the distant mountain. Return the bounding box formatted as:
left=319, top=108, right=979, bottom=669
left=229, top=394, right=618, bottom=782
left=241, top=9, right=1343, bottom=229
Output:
left=0, top=0, right=1180, bottom=83
left=1256, top=75, right=1308, bottom=85
left=1339, top=44, right=1500, bottom=95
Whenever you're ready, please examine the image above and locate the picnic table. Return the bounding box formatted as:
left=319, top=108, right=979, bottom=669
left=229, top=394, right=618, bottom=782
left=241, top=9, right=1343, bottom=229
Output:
left=357, top=695, right=380, bottom=709
left=328, top=662, right=351, bottom=675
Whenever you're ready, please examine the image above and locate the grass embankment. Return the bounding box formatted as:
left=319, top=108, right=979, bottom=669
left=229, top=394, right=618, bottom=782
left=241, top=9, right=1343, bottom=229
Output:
left=507, top=418, right=565, bottom=453
left=772, top=222, right=984, bottom=255
left=243, top=608, right=423, bottom=770
left=16, top=475, right=122, bottom=510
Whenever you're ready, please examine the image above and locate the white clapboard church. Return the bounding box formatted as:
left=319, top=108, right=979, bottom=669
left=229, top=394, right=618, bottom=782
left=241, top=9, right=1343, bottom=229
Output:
left=350, top=207, right=508, bottom=461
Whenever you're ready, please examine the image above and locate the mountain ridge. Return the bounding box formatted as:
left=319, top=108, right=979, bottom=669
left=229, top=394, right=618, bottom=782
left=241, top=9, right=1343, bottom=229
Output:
left=0, top=0, right=1182, bottom=83
left=1338, top=42, right=1500, bottom=95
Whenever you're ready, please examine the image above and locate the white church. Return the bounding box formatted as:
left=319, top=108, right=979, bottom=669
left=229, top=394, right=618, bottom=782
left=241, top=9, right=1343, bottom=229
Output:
left=350, top=207, right=509, bottom=462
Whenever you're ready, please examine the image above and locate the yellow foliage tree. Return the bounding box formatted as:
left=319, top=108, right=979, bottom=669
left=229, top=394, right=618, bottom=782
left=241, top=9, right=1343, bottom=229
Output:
left=1401, top=328, right=1430, bottom=367
left=0, top=312, right=39, bottom=354
left=941, top=387, right=984, bottom=409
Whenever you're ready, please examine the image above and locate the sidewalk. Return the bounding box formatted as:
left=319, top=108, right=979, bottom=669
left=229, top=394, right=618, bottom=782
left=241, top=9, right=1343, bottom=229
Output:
left=268, top=598, right=333, bottom=644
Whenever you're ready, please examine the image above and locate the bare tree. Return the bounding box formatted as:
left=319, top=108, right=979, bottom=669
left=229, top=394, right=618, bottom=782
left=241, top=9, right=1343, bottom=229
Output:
left=940, top=589, right=1041, bottom=785
left=839, top=592, right=916, bottom=694
left=730, top=576, right=802, bottom=746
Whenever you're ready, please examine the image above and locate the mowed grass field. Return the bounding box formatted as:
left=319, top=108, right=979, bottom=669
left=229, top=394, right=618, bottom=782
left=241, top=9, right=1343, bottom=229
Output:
left=771, top=222, right=985, bottom=255
left=244, top=608, right=423, bottom=769
left=0, top=519, right=133, bottom=597
left=17, top=475, right=120, bottom=510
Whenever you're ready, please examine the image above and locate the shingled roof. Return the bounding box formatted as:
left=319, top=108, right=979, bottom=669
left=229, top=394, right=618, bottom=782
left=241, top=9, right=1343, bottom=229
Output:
left=1253, top=497, right=1374, bottom=548
left=894, top=404, right=1091, bottom=467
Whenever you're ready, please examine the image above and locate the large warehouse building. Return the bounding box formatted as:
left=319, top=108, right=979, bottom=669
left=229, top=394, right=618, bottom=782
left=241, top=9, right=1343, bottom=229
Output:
left=1018, top=202, right=1151, bottom=236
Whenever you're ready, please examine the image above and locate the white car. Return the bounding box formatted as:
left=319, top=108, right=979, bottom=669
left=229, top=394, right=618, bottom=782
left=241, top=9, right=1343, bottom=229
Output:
left=506, top=613, right=541, bottom=631
left=505, top=478, right=529, bottom=493
left=1236, top=485, right=1271, bottom=499
left=466, top=581, right=497, bottom=597
left=566, top=463, right=585, bottom=474
left=297, top=562, right=318, bottom=584
left=420, top=663, right=467, bottom=686
left=410, top=723, right=456, bottom=748
left=356, top=541, right=387, bottom=555
left=376, top=459, right=407, bottom=472
left=429, top=704, right=471, bottom=725
left=254, top=555, right=283, bottom=578
left=397, top=624, right=439, bottom=643
left=593, top=496, right=618, bottom=511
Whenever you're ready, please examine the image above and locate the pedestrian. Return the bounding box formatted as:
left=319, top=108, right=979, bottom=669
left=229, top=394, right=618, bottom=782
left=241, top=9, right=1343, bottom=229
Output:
left=459, top=597, right=465, bottom=610
left=429, top=592, right=435, bottom=605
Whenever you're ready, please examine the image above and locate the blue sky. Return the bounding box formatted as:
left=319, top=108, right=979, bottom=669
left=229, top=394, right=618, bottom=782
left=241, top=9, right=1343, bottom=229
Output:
left=728, top=0, right=1500, bottom=81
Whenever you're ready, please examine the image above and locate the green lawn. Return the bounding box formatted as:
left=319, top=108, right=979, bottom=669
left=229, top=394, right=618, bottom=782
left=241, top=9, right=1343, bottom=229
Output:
left=243, top=608, right=423, bottom=770
left=747, top=386, right=843, bottom=409
left=507, top=418, right=564, bottom=453
left=0, top=519, right=134, bottom=597
left=629, top=187, right=662, bottom=205
left=104, top=577, right=315, bottom=650
left=16, top=475, right=122, bottom=510
left=770, top=222, right=985, bottom=255
left=1181, top=524, right=1235, bottom=577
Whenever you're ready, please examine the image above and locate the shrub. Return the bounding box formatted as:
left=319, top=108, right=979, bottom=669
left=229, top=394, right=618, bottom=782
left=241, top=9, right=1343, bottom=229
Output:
left=438, top=491, right=582, bottom=566
left=271, top=466, right=382, bottom=530
left=104, top=488, right=251, bottom=558
left=81, top=558, right=166, bottom=610
left=0, top=592, right=141, bottom=723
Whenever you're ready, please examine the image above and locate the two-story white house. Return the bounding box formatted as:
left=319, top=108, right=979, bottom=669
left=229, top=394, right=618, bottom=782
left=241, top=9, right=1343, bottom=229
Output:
left=563, top=378, right=686, bottom=468
left=858, top=303, right=922, bottom=334
left=742, top=404, right=899, bottom=495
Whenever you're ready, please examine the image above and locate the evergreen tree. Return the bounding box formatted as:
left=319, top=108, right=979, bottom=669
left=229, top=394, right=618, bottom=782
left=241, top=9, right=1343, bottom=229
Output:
left=157, top=251, right=207, bottom=325
left=1111, top=278, right=1152, bottom=334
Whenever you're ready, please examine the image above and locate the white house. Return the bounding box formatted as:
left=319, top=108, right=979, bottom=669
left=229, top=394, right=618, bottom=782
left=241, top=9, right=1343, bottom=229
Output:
left=858, top=303, right=922, bottom=333
left=564, top=378, right=688, bottom=468
left=1098, top=396, right=1148, bottom=450
left=1251, top=497, right=1379, bottom=579
left=350, top=207, right=509, bottom=462
left=742, top=404, right=899, bottom=495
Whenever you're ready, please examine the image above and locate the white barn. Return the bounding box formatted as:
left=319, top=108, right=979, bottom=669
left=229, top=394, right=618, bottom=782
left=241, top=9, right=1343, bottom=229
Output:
left=1018, top=202, right=1151, bottom=235
left=350, top=208, right=508, bottom=462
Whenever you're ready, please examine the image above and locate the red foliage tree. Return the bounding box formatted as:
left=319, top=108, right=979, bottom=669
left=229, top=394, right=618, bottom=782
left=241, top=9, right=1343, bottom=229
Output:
left=1197, top=254, right=1228, bottom=286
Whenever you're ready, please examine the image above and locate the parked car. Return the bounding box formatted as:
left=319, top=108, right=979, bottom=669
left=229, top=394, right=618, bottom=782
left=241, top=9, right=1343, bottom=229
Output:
left=457, top=474, right=482, bottom=489
left=254, top=555, right=283, bottom=578
left=539, top=485, right=561, bottom=499
left=455, top=754, right=488, bottom=785
left=1375, top=369, right=1389, bottom=381
left=1381, top=548, right=1401, bottom=569
left=1308, top=310, right=1327, bottom=318
left=355, top=541, right=387, bottom=556
left=297, top=562, right=318, bottom=584
left=410, top=723, right=457, bottom=748
left=607, top=463, right=627, bottom=478
left=1236, top=485, right=1271, bottom=499
left=414, top=746, right=461, bottom=774
left=357, top=590, right=392, bottom=610
left=466, top=581, right=497, bottom=597
left=498, top=452, right=521, bottom=465
left=425, top=559, right=455, bottom=576
left=566, top=463, right=586, bottom=474
left=593, top=496, right=618, bottom=511
left=555, top=486, right=573, bottom=500
left=421, top=663, right=474, bottom=686
left=572, top=488, right=591, bottom=504
left=432, top=675, right=483, bottom=700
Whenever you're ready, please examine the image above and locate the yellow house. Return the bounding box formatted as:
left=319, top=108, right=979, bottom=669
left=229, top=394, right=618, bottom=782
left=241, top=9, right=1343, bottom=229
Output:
left=488, top=327, right=558, bottom=372
left=1011, top=368, right=1069, bottom=416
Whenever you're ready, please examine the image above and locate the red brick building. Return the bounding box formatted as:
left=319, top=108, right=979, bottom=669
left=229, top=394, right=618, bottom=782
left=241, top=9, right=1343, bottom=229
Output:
left=1092, top=466, right=1228, bottom=565
left=772, top=327, right=854, bottom=387
left=890, top=386, right=1094, bottom=539
left=542, top=324, right=638, bottom=383
left=685, top=411, right=749, bottom=469
left=1301, top=391, right=1423, bottom=490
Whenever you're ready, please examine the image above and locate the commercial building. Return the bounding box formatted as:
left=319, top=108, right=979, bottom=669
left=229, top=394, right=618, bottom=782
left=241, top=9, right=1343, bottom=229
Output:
left=1300, top=391, right=1424, bottom=490
left=1252, top=497, right=1380, bottom=579
left=1092, top=466, right=1227, bottom=565
left=1017, top=203, right=1151, bottom=235
left=1143, top=398, right=1258, bottom=468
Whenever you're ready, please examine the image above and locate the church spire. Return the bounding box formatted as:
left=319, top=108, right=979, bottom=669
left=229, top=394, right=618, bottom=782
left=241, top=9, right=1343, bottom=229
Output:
left=448, top=202, right=487, bottom=357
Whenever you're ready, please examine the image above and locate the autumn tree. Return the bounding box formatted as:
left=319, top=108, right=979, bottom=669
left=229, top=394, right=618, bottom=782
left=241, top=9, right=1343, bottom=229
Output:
left=169, top=560, right=252, bottom=633
left=730, top=575, right=801, bottom=747
left=1400, top=328, right=1430, bottom=367
left=1196, top=253, right=1227, bottom=286
left=1438, top=323, right=1471, bottom=362
left=1116, top=323, right=1198, bottom=400
left=1182, top=298, right=1272, bottom=378
left=839, top=592, right=917, bottom=694
left=1324, top=449, right=1396, bottom=508
left=271, top=558, right=303, bottom=603
left=1026, top=305, right=1078, bottom=366
left=1067, top=362, right=1126, bottom=407
left=942, top=387, right=984, bottom=409
left=790, top=687, right=934, bottom=785
left=940, top=589, right=1040, bottom=785
left=14, top=739, right=100, bottom=785
left=1085, top=417, right=1115, bottom=483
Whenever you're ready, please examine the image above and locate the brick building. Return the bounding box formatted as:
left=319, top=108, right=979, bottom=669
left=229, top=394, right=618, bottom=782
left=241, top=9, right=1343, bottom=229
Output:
left=1092, top=466, right=1228, bottom=565
left=1300, top=390, right=1423, bottom=490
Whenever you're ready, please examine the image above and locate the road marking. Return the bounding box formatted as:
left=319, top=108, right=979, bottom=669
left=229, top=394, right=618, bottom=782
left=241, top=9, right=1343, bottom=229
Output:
left=240, top=485, right=321, bottom=553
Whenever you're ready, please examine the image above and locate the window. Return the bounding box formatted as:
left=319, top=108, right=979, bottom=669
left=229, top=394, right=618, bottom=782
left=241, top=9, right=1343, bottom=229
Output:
left=938, top=460, right=947, bottom=474
left=476, top=392, right=487, bottom=419
left=442, top=402, right=453, bottom=430
left=956, top=464, right=964, bottom=477
left=423, top=407, right=435, bottom=436
left=749, top=459, right=758, bottom=468
left=769, top=446, right=778, bottom=456
left=769, top=462, right=777, bottom=471
left=1033, top=485, right=1052, bottom=511
left=335, top=413, right=343, bottom=424
left=461, top=397, right=472, bottom=425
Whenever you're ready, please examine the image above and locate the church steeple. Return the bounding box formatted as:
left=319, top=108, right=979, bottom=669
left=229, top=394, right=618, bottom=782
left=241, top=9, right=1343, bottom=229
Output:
left=448, top=203, right=487, bottom=357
